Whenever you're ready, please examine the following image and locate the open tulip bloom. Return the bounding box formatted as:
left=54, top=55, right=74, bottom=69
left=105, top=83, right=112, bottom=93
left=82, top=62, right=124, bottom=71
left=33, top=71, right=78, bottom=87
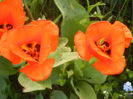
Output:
left=74, top=21, right=132, bottom=75
left=0, top=0, right=25, bottom=38
left=0, top=20, right=59, bottom=81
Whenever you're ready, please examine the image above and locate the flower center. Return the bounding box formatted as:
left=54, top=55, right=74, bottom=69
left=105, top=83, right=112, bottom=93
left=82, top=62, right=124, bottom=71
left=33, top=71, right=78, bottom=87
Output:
left=95, top=39, right=111, bottom=55
left=21, top=41, right=40, bottom=61
left=0, top=23, right=13, bottom=31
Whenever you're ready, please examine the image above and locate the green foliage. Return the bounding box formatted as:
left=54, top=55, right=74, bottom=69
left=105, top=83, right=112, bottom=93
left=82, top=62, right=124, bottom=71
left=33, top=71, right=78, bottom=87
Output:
left=0, top=76, right=9, bottom=99
left=18, top=73, right=52, bottom=92
left=49, top=37, right=80, bottom=67
left=0, top=0, right=132, bottom=98
left=71, top=79, right=97, bottom=99
left=0, top=56, right=18, bottom=76
left=54, top=0, right=89, bottom=47
left=50, top=90, right=68, bottom=99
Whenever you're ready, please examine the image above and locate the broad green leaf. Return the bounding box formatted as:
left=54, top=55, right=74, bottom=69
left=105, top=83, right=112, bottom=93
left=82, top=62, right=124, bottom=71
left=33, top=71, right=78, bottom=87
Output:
left=83, top=60, right=107, bottom=84
left=74, top=60, right=84, bottom=77
left=53, top=52, right=80, bottom=67
left=49, top=37, right=80, bottom=67
left=18, top=73, right=52, bottom=92
left=50, top=90, right=68, bottom=99
left=71, top=79, right=97, bottom=99
left=0, top=56, right=18, bottom=76
left=54, top=0, right=89, bottom=47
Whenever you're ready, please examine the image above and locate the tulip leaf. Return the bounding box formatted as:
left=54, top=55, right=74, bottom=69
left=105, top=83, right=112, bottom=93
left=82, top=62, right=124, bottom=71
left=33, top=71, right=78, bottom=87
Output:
left=54, top=0, right=89, bottom=47
left=49, top=37, right=80, bottom=67
left=0, top=56, right=18, bottom=76
left=50, top=90, right=68, bottom=99
left=83, top=60, right=107, bottom=84
left=73, top=58, right=107, bottom=84
left=18, top=73, right=52, bottom=92
left=71, top=79, right=97, bottom=99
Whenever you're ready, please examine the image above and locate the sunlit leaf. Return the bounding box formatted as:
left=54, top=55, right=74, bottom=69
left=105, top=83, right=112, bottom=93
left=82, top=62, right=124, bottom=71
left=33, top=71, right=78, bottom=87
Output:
left=54, top=0, right=89, bottom=47
left=18, top=73, right=52, bottom=92
left=49, top=37, right=80, bottom=67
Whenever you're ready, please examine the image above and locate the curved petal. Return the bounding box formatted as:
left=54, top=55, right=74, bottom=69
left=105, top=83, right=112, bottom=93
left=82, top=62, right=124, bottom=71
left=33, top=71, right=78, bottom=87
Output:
left=74, top=31, right=92, bottom=61
left=31, top=20, right=59, bottom=52
left=0, top=33, right=21, bottom=64
left=93, top=57, right=126, bottom=75
left=30, top=20, right=59, bottom=63
left=86, top=21, right=112, bottom=61
left=0, top=44, right=21, bottom=65
left=110, top=25, right=125, bottom=60
left=20, top=59, right=55, bottom=81
left=86, top=21, right=111, bottom=40
left=0, top=0, right=25, bottom=26
left=6, top=25, right=42, bottom=62
left=113, top=21, right=132, bottom=48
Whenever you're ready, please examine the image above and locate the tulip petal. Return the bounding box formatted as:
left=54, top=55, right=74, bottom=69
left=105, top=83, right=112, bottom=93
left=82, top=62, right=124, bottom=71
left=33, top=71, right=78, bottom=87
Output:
left=110, top=25, right=125, bottom=60
left=86, top=21, right=112, bottom=61
left=74, top=31, right=92, bottom=61
left=93, top=57, right=126, bottom=75
left=113, top=21, right=132, bottom=48
left=0, top=0, right=25, bottom=26
left=6, top=25, right=41, bottom=62
left=20, top=59, right=55, bottom=81
left=30, top=20, right=59, bottom=63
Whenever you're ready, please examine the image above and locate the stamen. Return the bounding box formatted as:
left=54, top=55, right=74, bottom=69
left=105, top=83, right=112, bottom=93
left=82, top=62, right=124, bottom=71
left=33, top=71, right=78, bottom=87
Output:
left=6, top=24, right=13, bottom=30
left=0, top=23, right=13, bottom=30
left=0, top=24, right=4, bottom=28
left=95, top=39, right=111, bottom=55
left=21, top=41, right=40, bottom=61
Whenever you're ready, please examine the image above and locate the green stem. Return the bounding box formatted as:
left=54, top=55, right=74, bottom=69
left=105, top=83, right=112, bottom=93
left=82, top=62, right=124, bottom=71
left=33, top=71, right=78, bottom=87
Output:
left=122, top=0, right=129, bottom=17
left=117, top=0, right=127, bottom=20
left=86, top=0, right=90, bottom=15
left=23, top=0, right=34, bottom=21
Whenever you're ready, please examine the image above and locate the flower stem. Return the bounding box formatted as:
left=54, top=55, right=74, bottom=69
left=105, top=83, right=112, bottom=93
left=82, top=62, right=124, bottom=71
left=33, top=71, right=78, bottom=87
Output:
left=23, top=0, right=34, bottom=21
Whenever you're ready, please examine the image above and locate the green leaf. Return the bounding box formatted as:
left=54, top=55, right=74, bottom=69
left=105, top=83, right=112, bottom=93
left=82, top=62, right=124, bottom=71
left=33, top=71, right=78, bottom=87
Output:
left=0, top=76, right=9, bottom=99
left=36, top=92, right=44, bottom=99
left=54, top=0, right=89, bottom=47
left=87, top=2, right=105, bottom=14
left=67, top=69, right=74, bottom=78
left=30, top=0, right=40, bottom=18
left=131, top=39, right=133, bottom=43
left=49, top=37, right=80, bottom=67
left=50, top=90, right=68, bottom=99
left=71, top=79, right=97, bottom=99
left=54, top=14, right=62, bottom=24
left=18, top=73, right=52, bottom=92
left=0, top=56, right=18, bottom=76
left=83, top=60, right=107, bottom=84
left=70, top=93, right=78, bottom=99
left=74, top=60, right=84, bottom=77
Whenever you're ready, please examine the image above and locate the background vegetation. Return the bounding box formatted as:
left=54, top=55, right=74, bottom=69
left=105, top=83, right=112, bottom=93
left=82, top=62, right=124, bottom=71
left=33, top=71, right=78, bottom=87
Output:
left=0, top=0, right=132, bottom=99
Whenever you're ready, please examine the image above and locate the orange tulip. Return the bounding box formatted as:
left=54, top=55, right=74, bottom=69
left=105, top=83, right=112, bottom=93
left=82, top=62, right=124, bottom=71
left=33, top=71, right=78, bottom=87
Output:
left=0, top=20, right=59, bottom=81
left=74, top=21, right=132, bottom=75
left=0, top=0, right=25, bottom=38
